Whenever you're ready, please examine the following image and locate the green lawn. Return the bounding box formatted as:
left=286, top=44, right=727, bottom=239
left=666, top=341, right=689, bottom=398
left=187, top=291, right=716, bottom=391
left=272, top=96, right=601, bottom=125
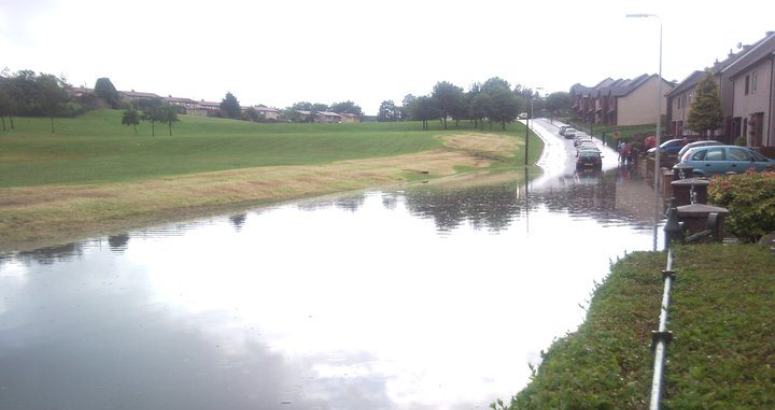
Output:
left=508, top=244, right=775, bottom=410
left=0, top=110, right=541, bottom=188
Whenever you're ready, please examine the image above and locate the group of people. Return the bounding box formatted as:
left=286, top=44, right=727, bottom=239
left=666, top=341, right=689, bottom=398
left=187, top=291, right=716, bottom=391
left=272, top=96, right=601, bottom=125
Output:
left=617, top=140, right=639, bottom=165
left=617, top=134, right=660, bottom=166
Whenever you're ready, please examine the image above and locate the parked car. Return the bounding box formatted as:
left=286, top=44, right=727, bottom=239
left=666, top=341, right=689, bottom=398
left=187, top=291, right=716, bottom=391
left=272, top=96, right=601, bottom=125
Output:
left=576, top=149, right=603, bottom=170
left=576, top=140, right=599, bottom=156
left=678, top=145, right=775, bottom=176
left=676, top=140, right=723, bottom=158
left=646, top=138, right=687, bottom=157
left=574, top=133, right=591, bottom=147
left=564, top=128, right=577, bottom=139
left=559, top=125, right=570, bottom=136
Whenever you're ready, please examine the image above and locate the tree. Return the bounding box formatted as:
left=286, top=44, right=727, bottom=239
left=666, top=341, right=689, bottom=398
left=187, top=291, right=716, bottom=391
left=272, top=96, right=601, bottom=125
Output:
left=159, top=105, right=180, bottom=136
left=401, top=94, right=416, bottom=121
left=35, top=74, right=70, bottom=133
left=0, top=89, right=14, bottom=131
left=243, top=106, right=260, bottom=122
left=290, top=102, right=314, bottom=122
left=330, top=101, right=363, bottom=117
left=412, top=95, right=440, bottom=130
left=5, top=70, right=37, bottom=118
left=378, top=100, right=398, bottom=122
left=220, top=92, right=241, bottom=119
left=94, top=77, right=120, bottom=108
left=432, top=81, right=464, bottom=129
left=139, top=97, right=164, bottom=136
left=121, top=108, right=141, bottom=134
left=470, top=92, right=492, bottom=130
left=282, top=107, right=305, bottom=123
left=687, top=70, right=724, bottom=138
left=545, top=92, right=572, bottom=121
left=480, top=77, right=520, bottom=131
left=310, top=103, right=329, bottom=123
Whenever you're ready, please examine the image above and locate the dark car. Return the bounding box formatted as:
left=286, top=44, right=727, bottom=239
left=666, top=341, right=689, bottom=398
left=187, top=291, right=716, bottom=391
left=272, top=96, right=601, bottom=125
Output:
left=678, top=145, right=775, bottom=176
left=576, top=149, right=602, bottom=170
left=646, top=138, right=686, bottom=157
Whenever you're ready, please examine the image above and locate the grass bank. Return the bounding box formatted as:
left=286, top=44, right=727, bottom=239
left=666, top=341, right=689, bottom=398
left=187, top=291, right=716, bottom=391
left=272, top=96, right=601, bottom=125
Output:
left=507, top=244, right=775, bottom=409
left=0, top=110, right=543, bottom=252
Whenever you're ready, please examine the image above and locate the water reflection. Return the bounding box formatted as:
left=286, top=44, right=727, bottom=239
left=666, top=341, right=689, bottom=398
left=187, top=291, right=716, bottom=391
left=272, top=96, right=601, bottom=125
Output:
left=108, top=233, right=130, bottom=252
left=0, top=168, right=657, bottom=410
left=229, top=213, right=247, bottom=231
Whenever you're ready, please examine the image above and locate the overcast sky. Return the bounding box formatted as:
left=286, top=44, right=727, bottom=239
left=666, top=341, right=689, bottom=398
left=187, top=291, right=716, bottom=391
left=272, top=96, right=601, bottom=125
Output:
left=2, top=0, right=773, bottom=115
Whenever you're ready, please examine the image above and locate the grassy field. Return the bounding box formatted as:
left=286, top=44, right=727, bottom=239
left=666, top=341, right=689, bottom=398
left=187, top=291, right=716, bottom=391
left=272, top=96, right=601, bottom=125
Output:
left=0, top=110, right=543, bottom=251
left=507, top=244, right=775, bottom=410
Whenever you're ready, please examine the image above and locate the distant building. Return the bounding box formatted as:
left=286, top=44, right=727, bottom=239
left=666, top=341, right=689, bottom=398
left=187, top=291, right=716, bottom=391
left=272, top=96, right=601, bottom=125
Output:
left=69, top=86, right=94, bottom=98
left=571, top=74, right=675, bottom=127
left=295, top=110, right=342, bottom=123
left=338, top=112, right=360, bottom=123
left=253, top=106, right=280, bottom=122
left=164, top=96, right=199, bottom=110
left=119, top=90, right=161, bottom=102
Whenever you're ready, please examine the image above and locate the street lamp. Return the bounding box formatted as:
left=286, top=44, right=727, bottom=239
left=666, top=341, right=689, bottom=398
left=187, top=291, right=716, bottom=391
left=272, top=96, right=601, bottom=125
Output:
left=627, top=13, right=662, bottom=251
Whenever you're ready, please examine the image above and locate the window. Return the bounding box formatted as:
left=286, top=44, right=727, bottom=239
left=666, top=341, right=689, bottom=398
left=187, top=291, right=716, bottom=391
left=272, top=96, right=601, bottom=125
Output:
left=751, top=150, right=768, bottom=162
left=745, top=75, right=750, bottom=95
left=705, top=148, right=726, bottom=161
left=677, top=96, right=682, bottom=109
left=752, top=71, right=758, bottom=94
left=729, top=148, right=751, bottom=161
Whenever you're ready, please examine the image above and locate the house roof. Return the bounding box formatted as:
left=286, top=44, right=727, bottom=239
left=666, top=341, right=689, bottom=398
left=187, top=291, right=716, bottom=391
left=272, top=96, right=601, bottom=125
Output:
left=665, top=70, right=705, bottom=97
left=574, top=74, right=667, bottom=98
left=119, top=90, right=161, bottom=99
left=254, top=106, right=278, bottom=112
left=164, top=96, right=197, bottom=104
left=198, top=101, right=221, bottom=109
left=722, top=31, right=775, bottom=80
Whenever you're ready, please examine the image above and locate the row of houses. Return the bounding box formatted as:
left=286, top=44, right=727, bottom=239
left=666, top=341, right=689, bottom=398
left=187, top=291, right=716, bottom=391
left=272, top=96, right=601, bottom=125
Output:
left=117, top=90, right=286, bottom=121
left=70, top=88, right=361, bottom=123
left=571, top=31, right=775, bottom=148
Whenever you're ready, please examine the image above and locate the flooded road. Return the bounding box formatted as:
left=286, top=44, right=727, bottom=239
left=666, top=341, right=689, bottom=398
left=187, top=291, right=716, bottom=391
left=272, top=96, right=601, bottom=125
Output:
left=0, top=121, right=661, bottom=410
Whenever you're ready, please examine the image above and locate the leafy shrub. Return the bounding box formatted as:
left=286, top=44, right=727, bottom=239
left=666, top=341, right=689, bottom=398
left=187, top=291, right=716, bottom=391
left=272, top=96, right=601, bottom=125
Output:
left=734, top=136, right=746, bottom=146
left=708, top=169, right=775, bottom=243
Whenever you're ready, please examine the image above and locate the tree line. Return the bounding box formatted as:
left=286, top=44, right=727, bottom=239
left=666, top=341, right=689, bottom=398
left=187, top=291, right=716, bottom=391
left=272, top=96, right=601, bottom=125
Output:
left=0, top=69, right=72, bottom=132
left=378, top=78, right=572, bottom=131
left=1, top=68, right=573, bottom=135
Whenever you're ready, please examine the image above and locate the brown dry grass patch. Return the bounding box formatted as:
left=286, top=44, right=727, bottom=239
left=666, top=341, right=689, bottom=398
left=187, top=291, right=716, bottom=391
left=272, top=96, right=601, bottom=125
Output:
left=1, top=139, right=518, bottom=252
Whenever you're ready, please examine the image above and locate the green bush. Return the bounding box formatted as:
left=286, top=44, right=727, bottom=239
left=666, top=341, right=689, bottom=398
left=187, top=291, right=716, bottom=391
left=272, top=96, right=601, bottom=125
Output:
left=708, top=169, right=775, bottom=243
left=734, top=136, right=747, bottom=146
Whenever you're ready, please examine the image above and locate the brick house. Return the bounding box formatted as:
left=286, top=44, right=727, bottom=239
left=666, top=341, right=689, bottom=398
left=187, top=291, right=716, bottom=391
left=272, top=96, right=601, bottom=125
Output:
left=723, top=31, right=775, bottom=148
left=571, top=74, right=674, bottom=127
left=666, top=37, right=768, bottom=142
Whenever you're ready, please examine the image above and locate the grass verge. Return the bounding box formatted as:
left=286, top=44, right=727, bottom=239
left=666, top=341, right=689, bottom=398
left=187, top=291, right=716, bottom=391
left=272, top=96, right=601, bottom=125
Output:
left=507, top=244, right=775, bottom=409
left=0, top=111, right=543, bottom=252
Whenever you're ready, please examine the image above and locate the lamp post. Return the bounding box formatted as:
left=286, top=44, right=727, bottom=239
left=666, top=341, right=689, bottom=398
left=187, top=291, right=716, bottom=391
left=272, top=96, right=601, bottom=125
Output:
left=627, top=13, right=662, bottom=251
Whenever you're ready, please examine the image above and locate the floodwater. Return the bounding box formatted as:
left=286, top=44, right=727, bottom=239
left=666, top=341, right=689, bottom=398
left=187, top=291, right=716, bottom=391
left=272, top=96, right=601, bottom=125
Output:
left=0, top=120, right=663, bottom=410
